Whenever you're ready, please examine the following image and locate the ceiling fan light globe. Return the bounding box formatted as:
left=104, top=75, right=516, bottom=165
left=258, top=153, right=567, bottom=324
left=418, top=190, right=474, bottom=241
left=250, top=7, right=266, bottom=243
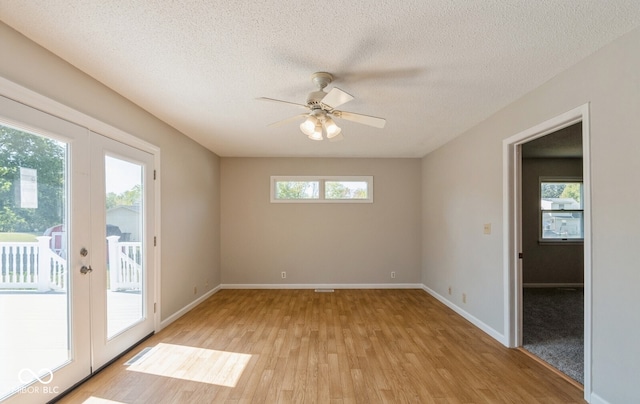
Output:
left=299, top=116, right=318, bottom=136
left=324, top=117, right=341, bottom=139
left=308, top=123, right=323, bottom=141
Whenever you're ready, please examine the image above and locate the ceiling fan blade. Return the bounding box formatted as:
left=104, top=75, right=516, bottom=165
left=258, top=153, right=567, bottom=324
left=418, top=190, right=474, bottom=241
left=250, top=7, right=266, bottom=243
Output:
left=268, top=114, right=308, bottom=128
left=320, top=87, right=354, bottom=109
left=334, top=110, right=386, bottom=128
left=256, top=97, right=308, bottom=109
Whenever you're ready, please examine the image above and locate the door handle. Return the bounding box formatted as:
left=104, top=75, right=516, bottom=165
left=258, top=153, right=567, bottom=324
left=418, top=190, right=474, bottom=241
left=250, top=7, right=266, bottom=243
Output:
left=80, top=265, right=93, bottom=274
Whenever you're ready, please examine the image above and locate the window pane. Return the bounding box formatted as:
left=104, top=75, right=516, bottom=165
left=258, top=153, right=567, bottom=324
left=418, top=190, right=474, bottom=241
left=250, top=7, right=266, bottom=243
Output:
left=541, top=182, right=583, bottom=209
left=542, top=212, right=584, bottom=239
left=274, top=181, right=319, bottom=199
left=105, top=155, right=144, bottom=339
left=0, top=123, right=70, bottom=398
left=540, top=181, right=583, bottom=240
left=325, top=181, right=368, bottom=200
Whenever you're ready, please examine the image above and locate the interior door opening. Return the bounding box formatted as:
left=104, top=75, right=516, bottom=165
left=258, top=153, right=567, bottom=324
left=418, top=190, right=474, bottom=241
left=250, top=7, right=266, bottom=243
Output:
left=503, top=103, right=592, bottom=402
left=519, top=123, right=584, bottom=385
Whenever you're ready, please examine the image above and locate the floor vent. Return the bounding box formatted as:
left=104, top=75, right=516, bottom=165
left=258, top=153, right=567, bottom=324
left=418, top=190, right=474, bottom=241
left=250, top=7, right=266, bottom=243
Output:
left=314, top=289, right=335, bottom=293
left=124, top=347, right=154, bottom=366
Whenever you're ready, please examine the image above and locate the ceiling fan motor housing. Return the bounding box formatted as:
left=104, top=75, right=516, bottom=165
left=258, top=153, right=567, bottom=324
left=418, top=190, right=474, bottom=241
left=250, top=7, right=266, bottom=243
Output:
left=258, top=70, right=386, bottom=136
left=306, top=72, right=333, bottom=108
left=306, top=90, right=328, bottom=107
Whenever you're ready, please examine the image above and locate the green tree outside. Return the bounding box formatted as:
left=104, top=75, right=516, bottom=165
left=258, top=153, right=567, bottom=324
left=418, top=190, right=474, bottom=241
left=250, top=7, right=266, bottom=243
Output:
left=560, top=183, right=582, bottom=204
left=106, top=184, right=142, bottom=209
left=541, top=183, right=566, bottom=199
left=0, top=125, right=65, bottom=233
left=276, top=181, right=318, bottom=199
left=325, top=181, right=367, bottom=199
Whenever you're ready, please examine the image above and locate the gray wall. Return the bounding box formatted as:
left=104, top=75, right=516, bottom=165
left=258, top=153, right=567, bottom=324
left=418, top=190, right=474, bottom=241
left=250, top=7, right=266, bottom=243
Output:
left=0, top=23, right=222, bottom=321
left=221, top=158, right=422, bottom=285
left=522, top=158, right=583, bottom=284
left=422, top=26, right=640, bottom=402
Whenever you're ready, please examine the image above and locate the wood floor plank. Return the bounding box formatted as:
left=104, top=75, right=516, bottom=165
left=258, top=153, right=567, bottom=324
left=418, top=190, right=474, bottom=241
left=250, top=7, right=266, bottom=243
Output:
left=57, top=289, right=585, bottom=403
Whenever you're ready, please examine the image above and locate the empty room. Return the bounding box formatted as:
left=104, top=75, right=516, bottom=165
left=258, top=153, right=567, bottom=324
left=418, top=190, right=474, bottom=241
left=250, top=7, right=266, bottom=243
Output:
left=1, top=2, right=639, bottom=403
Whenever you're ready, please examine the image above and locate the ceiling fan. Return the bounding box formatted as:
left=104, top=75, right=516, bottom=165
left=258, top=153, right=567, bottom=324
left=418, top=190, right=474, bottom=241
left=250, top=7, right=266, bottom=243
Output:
left=257, top=72, right=386, bottom=141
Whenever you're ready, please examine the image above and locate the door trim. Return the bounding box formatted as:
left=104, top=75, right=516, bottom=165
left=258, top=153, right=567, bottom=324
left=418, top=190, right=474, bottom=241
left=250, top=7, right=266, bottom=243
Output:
left=0, top=77, right=162, bottom=333
left=502, top=103, right=592, bottom=402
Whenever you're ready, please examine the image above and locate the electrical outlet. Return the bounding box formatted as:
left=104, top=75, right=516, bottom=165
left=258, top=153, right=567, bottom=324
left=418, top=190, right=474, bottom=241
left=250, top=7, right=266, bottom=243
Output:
left=483, top=223, right=491, bottom=235
left=391, top=271, right=396, bottom=279
left=281, top=271, right=286, bottom=279
left=448, top=286, right=452, bottom=295
left=462, top=293, right=467, bottom=304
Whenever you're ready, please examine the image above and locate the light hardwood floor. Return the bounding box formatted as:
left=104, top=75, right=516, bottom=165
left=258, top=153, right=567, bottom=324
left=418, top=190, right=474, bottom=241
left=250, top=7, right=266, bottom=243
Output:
left=58, top=289, right=584, bottom=403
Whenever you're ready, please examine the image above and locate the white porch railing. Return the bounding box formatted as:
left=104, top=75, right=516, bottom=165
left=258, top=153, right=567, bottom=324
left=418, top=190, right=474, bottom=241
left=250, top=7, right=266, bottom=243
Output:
left=107, top=236, right=142, bottom=291
left=0, top=236, right=67, bottom=291
left=0, top=236, right=142, bottom=292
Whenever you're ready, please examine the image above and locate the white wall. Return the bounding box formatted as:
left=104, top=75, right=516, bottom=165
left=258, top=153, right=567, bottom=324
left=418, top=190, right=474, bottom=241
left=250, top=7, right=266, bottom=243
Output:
left=422, top=26, right=640, bottom=402
left=221, top=158, right=422, bottom=286
left=0, top=23, right=222, bottom=321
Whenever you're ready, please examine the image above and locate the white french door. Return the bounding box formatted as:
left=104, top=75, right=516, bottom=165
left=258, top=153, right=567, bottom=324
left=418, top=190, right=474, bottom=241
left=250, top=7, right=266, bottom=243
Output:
left=89, top=133, right=155, bottom=370
left=0, top=95, right=156, bottom=403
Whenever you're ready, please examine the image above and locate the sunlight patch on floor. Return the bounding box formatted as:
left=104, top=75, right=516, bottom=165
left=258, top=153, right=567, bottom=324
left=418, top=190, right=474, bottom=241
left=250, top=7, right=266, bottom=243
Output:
left=126, top=343, right=251, bottom=387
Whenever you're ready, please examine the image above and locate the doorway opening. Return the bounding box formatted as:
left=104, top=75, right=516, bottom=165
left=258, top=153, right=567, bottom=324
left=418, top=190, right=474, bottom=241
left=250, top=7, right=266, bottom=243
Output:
left=503, top=104, right=592, bottom=402
left=520, top=123, right=584, bottom=384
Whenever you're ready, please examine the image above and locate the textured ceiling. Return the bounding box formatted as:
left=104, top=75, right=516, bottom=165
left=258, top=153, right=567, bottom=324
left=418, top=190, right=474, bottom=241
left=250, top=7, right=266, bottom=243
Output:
left=1, top=1, right=639, bottom=157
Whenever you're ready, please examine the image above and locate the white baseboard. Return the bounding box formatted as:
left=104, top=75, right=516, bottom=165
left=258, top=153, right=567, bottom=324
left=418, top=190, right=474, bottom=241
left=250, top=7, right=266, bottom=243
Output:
left=421, top=285, right=508, bottom=346
left=220, top=283, right=423, bottom=290
left=158, top=285, right=221, bottom=331
left=523, top=283, right=584, bottom=288
left=589, top=392, right=610, bottom=404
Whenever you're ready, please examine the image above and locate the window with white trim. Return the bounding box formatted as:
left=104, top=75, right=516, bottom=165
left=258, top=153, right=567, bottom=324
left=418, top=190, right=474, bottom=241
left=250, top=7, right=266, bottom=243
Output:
left=540, top=177, right=583, bottom=241
left=271, top=176, right=373, bottom=203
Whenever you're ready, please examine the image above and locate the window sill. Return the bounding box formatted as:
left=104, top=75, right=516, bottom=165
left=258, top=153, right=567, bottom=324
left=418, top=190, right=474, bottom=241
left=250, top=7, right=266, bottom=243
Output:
left=538, top=240, right=584, bottom=246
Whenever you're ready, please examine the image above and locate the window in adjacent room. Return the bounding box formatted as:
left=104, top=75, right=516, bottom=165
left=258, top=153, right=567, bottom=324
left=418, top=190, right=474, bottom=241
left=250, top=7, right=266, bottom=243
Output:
left=539, top=177, right=583, bottom=241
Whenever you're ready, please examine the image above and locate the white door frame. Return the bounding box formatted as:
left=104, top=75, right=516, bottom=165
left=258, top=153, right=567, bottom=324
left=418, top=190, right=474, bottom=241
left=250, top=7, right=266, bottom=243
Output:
left=502, top=103, right=592, bottom=402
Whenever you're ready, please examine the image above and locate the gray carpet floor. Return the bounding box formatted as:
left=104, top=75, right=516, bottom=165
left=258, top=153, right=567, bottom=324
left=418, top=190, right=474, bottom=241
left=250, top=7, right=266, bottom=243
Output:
left=522, top=287, right=584, bottom=384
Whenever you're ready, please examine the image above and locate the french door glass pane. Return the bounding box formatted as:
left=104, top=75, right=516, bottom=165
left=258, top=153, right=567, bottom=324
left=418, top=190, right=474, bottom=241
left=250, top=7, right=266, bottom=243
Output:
left=0, top=124, right=69, bottom=399
left=105, top=156, right=144, bottom=339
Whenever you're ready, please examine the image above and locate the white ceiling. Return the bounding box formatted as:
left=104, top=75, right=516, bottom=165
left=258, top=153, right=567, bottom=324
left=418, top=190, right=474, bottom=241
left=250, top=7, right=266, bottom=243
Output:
left=1, top=1, right=639, bottom=158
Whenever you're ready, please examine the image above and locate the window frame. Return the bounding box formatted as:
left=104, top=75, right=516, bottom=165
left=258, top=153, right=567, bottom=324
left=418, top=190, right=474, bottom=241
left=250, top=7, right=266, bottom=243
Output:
left=270, top=175, right=373, bottom=203
left=539, top=176, right=584, bottom=244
